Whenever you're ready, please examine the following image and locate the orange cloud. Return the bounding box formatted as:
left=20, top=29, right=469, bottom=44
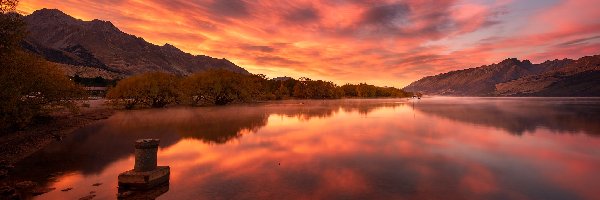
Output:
left=18, top=0, right=600, bottom=87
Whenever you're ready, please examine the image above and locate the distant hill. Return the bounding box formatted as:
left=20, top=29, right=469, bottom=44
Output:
left=495, top=55, right=600, bottom=96
left=404, top=55, right=600, bottom=96
left=21, top=9, right=248, bottom=78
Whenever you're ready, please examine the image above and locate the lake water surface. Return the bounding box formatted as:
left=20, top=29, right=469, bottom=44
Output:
left=13, top=98, right=600, bottom=200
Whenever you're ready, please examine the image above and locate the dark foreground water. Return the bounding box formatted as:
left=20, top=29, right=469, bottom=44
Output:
left=13, top=98, right=600, bottom=200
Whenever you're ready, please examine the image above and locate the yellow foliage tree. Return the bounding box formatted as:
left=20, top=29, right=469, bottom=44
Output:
left=0, top=51, right=84, bottom=130
left=0, top=0, right=23, bottom=53
left=274, top=83, right=290, bottom=100
left=107, top=72, right=181, bottom=109
left=180, top=69, right=265, bottom=106
left=1, top=0, right=84, bottom=130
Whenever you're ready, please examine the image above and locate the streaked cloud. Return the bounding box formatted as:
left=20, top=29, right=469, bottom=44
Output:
left=19, top=0, right=600, bottom=87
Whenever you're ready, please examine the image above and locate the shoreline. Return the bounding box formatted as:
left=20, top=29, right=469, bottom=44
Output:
left=0, top=99, right=115, bottom=199
left=2, top=95, right=594, bottom=167
left=0, top=97, right=412, bottom=164
left=0, top=101, right=115, bottom=167
left=0, top=97, right=596, bottom=199
left=0, top=97, right=394, bottom=167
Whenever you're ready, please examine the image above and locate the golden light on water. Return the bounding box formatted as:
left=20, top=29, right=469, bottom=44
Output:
left=19, top=99, right=600, bottom=199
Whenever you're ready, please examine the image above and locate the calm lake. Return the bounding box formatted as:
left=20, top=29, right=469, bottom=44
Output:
left=13, top=98, right=600, bottom=200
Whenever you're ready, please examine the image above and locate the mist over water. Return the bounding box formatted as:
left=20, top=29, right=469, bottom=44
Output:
left=13, top=98, right=600, bottom=200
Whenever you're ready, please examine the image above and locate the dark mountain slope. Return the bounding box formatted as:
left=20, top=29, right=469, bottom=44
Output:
left=22, top=9, right=248, bottom=76
left=495, top=55, right=600, bottom=96
left=403, top=58, right=572, bottom=96
left=404, top=54, right=600, bottom=96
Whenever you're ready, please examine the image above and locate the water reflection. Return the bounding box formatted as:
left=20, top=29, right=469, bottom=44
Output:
left=11, top=98, right=600, bottom=200
left=118, top=183, right=169, bottom=200
left=413, top=97, right=600, bottom=135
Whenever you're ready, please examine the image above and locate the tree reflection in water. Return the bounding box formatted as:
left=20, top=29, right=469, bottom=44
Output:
left=11, top=100, right=403, bottom=187
left=9, top=98, right=600, bottom=200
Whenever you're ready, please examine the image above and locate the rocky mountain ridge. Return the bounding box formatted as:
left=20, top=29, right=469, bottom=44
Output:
left=21, top=8, right=248, bottom=78
left=404, top=55, right=600, bottom=96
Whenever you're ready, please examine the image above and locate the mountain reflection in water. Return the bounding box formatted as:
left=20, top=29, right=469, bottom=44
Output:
left=12, top=98, right=600, bottom=200
left=412, top=97, right=600, bottom=135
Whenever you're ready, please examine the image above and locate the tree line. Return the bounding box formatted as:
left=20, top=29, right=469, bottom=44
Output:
left=107, top=70, right=414, bottom=109
left=71, top=75, right=117, bottom=87
left=0, top=0, right=413, bottom=130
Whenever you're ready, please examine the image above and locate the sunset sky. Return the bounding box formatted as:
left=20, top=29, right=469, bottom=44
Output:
left=18, top=0, right=600, bottom=87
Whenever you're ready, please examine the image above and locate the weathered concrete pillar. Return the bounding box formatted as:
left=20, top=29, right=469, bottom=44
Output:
left=134, top=139, right=159, bottom=172
left=119, top=138, right=170, bottom=191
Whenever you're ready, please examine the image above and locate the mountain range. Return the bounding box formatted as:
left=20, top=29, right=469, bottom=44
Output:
left=21, top=8, right=248, bottom=79
left=403, top=55, right=600, bottom=96
left=20, top=9, right=600, bottom=96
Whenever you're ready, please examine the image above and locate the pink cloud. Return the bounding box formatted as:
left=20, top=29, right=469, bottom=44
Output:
left=18, top=0, right=600, bottom=87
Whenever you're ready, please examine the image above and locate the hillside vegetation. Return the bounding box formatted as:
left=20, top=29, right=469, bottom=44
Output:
left=1, top=3, right=84, bottom=131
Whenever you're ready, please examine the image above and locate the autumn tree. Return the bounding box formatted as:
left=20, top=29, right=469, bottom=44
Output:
left=340, top=84, right=357, bottom=97
left=0, top=0, right=23, bottom=54
left=179, top=69, right=265, bottom=106
left=107, top=72, right=181, bottom=109
left=290, top=78, right=342, bottom=99
left=1, top=0, right=85, bottom=130
left=340, top=83, right=411, bottom=98
left=274, top=83, right=290, bottom=99
left=292, top=81, right=308, bottom=98
left=1, top=52, right=85, bottom=130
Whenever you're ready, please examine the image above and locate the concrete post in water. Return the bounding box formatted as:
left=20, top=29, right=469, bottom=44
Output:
left=134, top=139, right=159, bottom=172
left=118, top=138, right=170, bottom=191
